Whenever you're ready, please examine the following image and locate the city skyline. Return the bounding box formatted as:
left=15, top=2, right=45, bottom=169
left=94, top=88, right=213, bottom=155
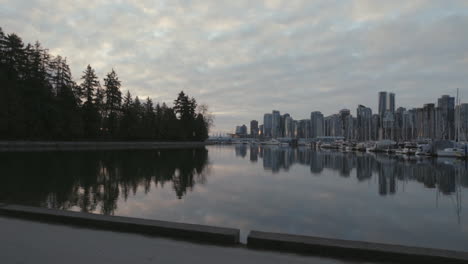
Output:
left=2, top=1, right=468, bottom=133
left=233, top=91, right=468, bottom=142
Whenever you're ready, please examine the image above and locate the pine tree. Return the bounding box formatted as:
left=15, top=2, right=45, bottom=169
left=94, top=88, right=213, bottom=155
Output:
left=79, top=65, right=100, bottom=104
left=104, top=69, right=122, bottom=138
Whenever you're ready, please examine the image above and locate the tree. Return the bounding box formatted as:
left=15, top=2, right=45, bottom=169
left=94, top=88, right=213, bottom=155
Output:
left=78, top=65, right=102, bottom=138
left=79, top=64, right=100, bottom=104
left=103, top=69, right=122, bottom=138
left=0, top=28, right=211, bottom=142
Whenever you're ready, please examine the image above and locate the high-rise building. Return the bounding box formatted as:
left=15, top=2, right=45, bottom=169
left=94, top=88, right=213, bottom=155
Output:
left=284, top=115, right=294, bottom=138
left=356, top=105, right=372, bottom=141
left=339, top=109, right=352, bottom=140
left=298, top=119, right=310, bottom=138
left=437, top=95, right=455, bottom=140
left=371, top=114, right=380, bottom=140
left=310, top=111, right=324, bottom=138
left=259, top=124, right=264, bottom=137
left=271, top=110, right=281, bottom=138
left=281, top=113, right=289, bottom=137
left=263, top=113, right=272, bottom=137
left=250, top=120, right=259, bottom=138
left=378, top=92, right=387, bottom=119
left=378, top=91, right=396, bottom=139
left=456, top=103, right=468, bottom=141
left=325, top=114, right=341, bottom=137
left=388, top=93, right=395, bottom=113
left=416, top=104, right=437, bottom=139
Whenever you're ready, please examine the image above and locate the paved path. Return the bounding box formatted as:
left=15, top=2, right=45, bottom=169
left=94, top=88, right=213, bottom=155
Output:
left=0, top=216, right=379, bottom=264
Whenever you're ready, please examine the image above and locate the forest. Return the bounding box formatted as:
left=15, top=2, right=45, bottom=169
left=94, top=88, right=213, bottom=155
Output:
left=0, top=27, right=210, bottom=141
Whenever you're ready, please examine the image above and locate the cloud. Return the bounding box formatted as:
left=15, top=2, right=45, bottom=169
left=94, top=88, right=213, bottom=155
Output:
left=1, top=0, right=468, bottom=133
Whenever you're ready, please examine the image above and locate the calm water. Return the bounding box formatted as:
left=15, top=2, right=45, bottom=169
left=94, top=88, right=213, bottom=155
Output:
left=1, top=145, right=467, bottom=251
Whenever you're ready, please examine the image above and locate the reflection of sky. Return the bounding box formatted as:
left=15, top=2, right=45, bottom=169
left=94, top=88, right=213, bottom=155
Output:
left=76, top=146, right=468, bottom=251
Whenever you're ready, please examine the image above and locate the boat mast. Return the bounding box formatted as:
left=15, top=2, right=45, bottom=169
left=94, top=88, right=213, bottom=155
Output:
left=456, top=88, right=460, bottom=143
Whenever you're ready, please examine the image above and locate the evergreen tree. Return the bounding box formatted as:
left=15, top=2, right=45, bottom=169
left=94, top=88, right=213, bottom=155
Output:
left=0, top=28, right=211, bottom=142
left=80, top=65, right=101, bottom=138
left=79, top=65, right=100, bottom=104
left=104, top=69, right=122, bottom=138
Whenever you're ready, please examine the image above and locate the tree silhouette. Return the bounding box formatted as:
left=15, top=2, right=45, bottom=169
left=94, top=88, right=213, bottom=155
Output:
left=0, top=27, right=211, bottom=141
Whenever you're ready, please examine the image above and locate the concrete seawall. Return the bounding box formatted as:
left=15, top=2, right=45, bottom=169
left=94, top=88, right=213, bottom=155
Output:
left=0, top=204, right=239, bottom=245
left=247, top=230, right=468, bottom=264
left=0, top=141, right=213, bottom=151
left=1, top=204, right=468, bottom=263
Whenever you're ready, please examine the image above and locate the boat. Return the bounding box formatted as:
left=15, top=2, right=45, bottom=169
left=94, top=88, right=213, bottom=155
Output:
left=437, top=148, right=466, bottom=158
left=262, top=139, right=280, bottom=145
left=396, top=142, right=417, bottom=155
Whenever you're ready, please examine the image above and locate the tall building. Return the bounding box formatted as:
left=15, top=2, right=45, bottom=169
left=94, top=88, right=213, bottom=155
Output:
left=271, top=110, right=281, bottom=138
left=456, top=103, right=468, bottom=141
left=310, top=111, right=324, bottom=138
left=437, top=95, right=455, bottom=140
left=250, top=120, right=259, bottom=138
left=325, top=114, right=341, bottom=137
left=371, top=114, right=380, bottom=140
left=263, top=113, right=272, bottom=137
left=281, top=113, right=290, bottom=137
left=416, top=104, right=437, bottom=139
left=378, top=91, right=396, bottom=139
left=378, top=92, right=387, bottom=119
left=339, top=109, right=352, bottom=140
left=389, top=93, right=395, bottom=113
left=356, top=105, right=372, bottom=141
left=298, top=119, right=310, bottom=138
left=284, top=115, right=294, bottom=138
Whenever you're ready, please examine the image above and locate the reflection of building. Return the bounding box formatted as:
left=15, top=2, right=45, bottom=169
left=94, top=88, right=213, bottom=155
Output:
left=234, top=146, right=467, bottom=197
left=235, top=144, right=247, bottom=158
left=250, top=146, right=258, bottom=162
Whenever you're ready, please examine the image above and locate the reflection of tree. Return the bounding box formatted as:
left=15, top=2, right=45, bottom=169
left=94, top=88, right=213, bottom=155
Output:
left=0, top=148, right=210, bottom=214
left=248, top=146, right=468, bottom=196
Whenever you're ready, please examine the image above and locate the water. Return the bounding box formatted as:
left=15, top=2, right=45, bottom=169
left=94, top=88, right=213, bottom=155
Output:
left=1, top=145, right=467, bottom=251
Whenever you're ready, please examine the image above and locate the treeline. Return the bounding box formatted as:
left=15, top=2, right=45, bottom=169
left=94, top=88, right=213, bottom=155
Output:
left=0, top=27, right=210, bottom=141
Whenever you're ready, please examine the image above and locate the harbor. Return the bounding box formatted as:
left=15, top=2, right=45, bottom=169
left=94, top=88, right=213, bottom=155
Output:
left=209, top=137, right=468, bottom=159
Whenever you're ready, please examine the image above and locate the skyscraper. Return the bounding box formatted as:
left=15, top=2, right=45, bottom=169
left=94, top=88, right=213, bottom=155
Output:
left=284, top=115, right=294, bottom=138
left=378, top=92, right=387, bottom=119
left=437, top=95, right=455, bottom=140
left=272, top=110, right=281, bottom=138
left=389, top=93, right=395, bottom=113
left=356, top=105, right=372, bottom=141
left=310, top=111, right=324, bottom=138
left=250, top=120, right=259, bottom=137
left=263, top=113, right=272, bottom=137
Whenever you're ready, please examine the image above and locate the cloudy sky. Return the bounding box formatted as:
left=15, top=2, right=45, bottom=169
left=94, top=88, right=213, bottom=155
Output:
left=1, top=0, right=468, bottom=134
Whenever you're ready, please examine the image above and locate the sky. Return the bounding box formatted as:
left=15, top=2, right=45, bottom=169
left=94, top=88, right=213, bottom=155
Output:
left=1, top=0, right=468, bottom=134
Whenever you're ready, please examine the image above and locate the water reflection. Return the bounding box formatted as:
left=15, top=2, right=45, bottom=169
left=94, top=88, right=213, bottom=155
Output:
left=235, top=144, right=468, bottom=197
left=0, top=148, right=210, bottom=214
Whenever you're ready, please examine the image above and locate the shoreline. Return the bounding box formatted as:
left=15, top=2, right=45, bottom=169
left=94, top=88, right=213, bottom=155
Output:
left=0, top=203, right=467, bottom=263
left=0, top=141, right=214, bottom=151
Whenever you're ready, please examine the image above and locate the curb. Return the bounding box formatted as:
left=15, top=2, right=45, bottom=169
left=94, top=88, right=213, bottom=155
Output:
left=0, top=204, right=239, bottom=245
left=247, top=231, right=468, bottom=264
